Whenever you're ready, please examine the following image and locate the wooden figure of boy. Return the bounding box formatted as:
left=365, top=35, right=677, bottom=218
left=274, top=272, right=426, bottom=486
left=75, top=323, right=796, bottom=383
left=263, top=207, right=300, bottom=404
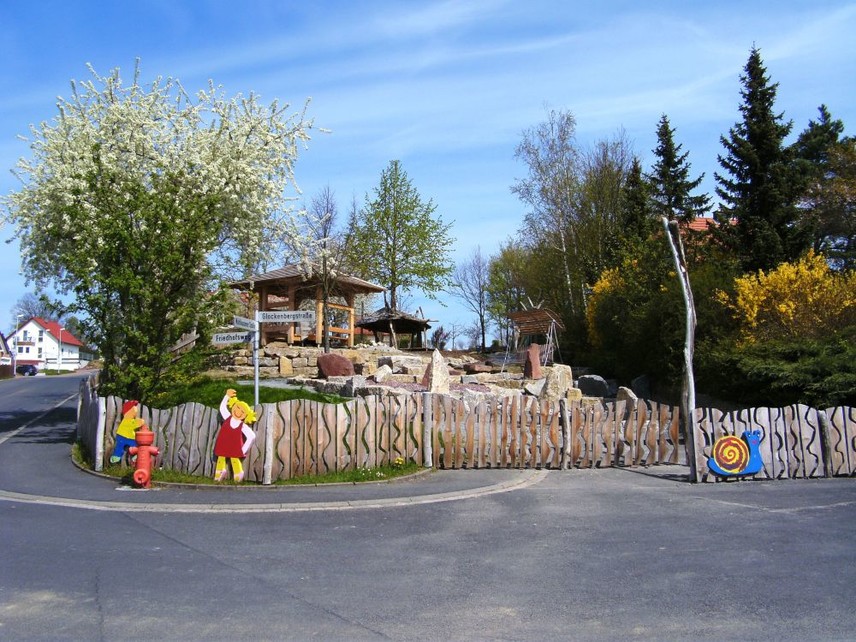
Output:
left=213, top=389, right=257, bottom=482
left=110, top=400, right=147, bottom=464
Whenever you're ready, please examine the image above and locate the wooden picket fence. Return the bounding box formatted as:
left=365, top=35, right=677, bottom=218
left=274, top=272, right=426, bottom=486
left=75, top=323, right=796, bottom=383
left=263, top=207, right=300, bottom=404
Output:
left=77, top=378, right=682, bottom=483
left=692, top=404, right=856, bottom=482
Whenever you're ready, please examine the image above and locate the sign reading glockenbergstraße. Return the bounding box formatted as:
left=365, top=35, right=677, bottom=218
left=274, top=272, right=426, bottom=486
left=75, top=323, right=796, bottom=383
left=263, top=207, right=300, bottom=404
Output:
left=256, top=310, right=316, bottom=324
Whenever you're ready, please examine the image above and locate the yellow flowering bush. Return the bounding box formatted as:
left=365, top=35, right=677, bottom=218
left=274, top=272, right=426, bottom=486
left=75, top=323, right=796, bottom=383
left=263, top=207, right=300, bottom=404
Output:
left=586, top=266, right=624, bottom=348
left=716, top=251, right=856, bottom=343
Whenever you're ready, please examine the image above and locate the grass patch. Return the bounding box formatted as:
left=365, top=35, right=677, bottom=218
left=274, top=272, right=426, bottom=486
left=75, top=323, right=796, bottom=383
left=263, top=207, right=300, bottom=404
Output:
left=73, top=441, right=422, bottom=486
left=276, top=460, right=423, bottom=485
left=148, top=375, right=346, bottom=408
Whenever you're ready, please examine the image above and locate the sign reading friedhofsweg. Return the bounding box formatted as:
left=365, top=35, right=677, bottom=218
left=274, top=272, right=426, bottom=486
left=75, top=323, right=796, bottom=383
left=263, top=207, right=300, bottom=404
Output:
left=256, top=310, right=316, bottom=324
left=212, top=331, right=254, bottom=345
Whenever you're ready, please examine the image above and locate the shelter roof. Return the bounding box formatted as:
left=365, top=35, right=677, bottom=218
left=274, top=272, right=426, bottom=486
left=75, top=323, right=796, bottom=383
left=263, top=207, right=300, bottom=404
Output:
left=356, top=307, right=433, bottom=333
left=229, top=264, right=385, bottom=297
left=507, top=308, right=565, bottom=336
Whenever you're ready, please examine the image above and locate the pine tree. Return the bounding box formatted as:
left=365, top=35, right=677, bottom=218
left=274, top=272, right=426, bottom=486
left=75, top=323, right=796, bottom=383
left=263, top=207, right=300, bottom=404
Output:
left=618, top=157, right=655, bottom=247
left=790, top=105, right=855, bottom=268
left=714, top=46, right=807, bottom=273
left=648, top=114, right=710, bottom=224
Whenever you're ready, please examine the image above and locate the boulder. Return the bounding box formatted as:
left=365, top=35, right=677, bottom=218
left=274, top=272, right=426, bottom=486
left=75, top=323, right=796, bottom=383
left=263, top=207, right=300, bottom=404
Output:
left=420, top=349, right=450, bottom=393
left=523, top=344, right=542, bottom=379
left=577, top=374, right=610, bottom=398
left=540, top=364, right=573, bottom=401
left=631, top=374, right=651, bottom=399
left=317, top=352, right=355, bottom=379
left=373, top=364, right=393, bottom=382
left=615, top=386, right=638, bottom=408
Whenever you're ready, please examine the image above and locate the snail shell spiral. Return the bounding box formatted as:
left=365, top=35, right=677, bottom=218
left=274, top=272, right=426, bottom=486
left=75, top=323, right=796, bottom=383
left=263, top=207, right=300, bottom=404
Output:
left=711, top=435, right=750, bottom=473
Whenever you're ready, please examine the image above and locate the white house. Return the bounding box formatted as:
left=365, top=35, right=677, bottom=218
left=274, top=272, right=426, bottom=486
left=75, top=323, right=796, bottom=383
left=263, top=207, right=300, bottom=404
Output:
left=10, top=317, right=90, bottom=372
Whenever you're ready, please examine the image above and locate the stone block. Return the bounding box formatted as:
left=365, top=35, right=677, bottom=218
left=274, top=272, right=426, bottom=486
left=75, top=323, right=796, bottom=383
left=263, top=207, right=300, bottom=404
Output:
left=279, top=357, right=294, bottom=376
left=378, top=355, right=425, bottom=373
left=463, top=363, right=493, bottom=374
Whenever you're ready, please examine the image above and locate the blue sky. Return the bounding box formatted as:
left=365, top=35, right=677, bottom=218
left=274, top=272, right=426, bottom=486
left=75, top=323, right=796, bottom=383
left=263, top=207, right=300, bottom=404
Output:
left=1, top=0, right=854, bottom=340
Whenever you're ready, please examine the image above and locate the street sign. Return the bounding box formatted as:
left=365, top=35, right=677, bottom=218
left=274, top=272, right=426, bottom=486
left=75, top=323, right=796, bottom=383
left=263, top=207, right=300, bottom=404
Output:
left=256, top=310, right=316, bottom=324
left=232, top=315, right=257, bottom=331
left=212, top=331, right=254, bottom=345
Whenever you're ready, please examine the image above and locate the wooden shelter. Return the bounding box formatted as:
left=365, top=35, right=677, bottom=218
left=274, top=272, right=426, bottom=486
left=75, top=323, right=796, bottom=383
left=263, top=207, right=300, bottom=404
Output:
left=229, top=265, right=385, bottom=347
left=356, top=307, right=433, bottom=348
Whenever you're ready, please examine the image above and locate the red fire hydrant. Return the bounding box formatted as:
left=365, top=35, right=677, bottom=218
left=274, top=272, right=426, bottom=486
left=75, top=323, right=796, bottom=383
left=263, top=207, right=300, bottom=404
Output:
left=129, top=426, right=159, bottom=489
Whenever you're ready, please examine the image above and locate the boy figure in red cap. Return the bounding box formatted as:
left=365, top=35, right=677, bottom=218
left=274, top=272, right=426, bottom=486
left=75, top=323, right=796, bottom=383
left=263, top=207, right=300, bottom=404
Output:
left=110, top=400, right=147, bottom=464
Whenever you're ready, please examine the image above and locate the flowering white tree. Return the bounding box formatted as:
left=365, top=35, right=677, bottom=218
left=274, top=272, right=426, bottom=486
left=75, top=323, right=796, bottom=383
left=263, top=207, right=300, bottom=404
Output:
left=284, top=185, right=350, bottom=352
left=1, top=62, right=314, bottom=400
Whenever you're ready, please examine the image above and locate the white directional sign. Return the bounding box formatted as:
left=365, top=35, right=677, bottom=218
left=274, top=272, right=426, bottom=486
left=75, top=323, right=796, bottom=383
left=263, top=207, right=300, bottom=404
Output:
left=256, top=310, right=316, bottom=324
left=232, top=315, right=257, bottom=331
left=212, top=331, right=254, bottom=345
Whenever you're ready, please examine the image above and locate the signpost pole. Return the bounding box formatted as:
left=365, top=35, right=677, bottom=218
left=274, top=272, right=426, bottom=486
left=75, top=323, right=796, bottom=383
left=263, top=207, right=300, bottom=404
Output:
left=253, top=312, right=260, bottom=408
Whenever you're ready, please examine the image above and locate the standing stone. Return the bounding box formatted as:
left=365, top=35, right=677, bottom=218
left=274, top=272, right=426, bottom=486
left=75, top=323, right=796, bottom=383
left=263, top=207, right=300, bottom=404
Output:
left=523, top=344, right=542, bottom=379
left=421, top=349, right=450, bottom=393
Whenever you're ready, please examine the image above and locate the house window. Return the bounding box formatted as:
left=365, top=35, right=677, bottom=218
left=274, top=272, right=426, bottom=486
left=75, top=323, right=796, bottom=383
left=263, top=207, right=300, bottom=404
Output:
left=38, top=348, right=43, bottom=359
left=38, top=330, right=44, bottom=342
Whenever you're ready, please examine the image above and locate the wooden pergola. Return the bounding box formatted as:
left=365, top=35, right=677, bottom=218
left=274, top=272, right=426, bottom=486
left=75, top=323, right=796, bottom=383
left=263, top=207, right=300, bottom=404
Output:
left=229, top=265, right=385, bottom=347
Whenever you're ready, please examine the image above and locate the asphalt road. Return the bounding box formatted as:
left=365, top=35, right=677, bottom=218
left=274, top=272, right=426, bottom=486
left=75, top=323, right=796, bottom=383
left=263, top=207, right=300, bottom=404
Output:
left=1, top=373, right=855, bottom=641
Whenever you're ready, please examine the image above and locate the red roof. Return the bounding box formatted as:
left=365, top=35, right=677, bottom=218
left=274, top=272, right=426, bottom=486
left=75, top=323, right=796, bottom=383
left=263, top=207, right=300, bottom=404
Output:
left=31, top=317, right=84, bottom=347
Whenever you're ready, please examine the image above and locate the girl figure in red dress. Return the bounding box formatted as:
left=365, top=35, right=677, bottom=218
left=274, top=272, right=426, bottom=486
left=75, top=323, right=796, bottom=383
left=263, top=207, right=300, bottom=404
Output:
left=214, top=388, right=257, bottom=482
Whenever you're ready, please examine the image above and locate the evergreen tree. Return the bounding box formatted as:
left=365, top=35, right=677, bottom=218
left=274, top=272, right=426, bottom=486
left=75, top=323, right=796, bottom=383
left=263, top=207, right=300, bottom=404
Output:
left=648, top=114, right=710, bottom=224
left=714, top=47, right=807, bottom=273
left=621, top=158, right=653, bottom=231
left=790, top=105, right=855, bottom=268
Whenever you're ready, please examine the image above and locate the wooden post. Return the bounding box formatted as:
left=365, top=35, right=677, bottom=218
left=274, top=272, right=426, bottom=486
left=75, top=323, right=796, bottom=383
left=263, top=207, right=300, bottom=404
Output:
left=422, top=392, right=433, bottom=468
left=662, top=217, right=699, bottom=482
left=346, top=293, right=355, bottom=347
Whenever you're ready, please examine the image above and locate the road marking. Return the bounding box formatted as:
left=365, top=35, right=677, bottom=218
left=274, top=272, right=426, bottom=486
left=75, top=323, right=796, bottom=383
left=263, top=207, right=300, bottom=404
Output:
left=0, top=470, right=548, bottom=513
left=0, top=392, right=78, bottom=446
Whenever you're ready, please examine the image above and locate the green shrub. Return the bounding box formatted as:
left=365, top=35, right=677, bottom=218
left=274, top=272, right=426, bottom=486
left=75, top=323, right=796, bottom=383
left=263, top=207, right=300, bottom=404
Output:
left=698, top=326, right=856, bottom=408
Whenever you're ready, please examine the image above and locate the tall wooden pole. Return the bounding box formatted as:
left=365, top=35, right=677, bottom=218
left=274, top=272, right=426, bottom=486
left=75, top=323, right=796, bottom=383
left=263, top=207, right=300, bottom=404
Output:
left=662, top=217, right=699, bottom=482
